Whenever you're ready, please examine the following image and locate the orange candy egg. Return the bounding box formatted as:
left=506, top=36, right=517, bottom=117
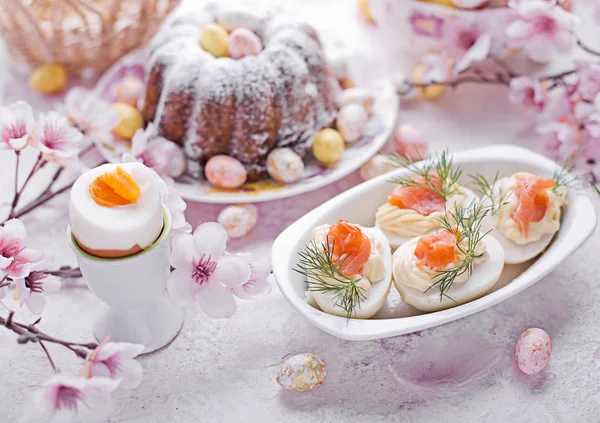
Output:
left=89, top=166, right=140, bottom=207
left=205, top=155, right=248, bottom=189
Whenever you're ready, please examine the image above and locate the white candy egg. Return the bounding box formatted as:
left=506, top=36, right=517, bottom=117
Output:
left=266, top=148, right=304, bottom=183
left=336, top=103, right=368, bottom=143
left=277, top=353, right=327, bottom=392
left=217, top=204, right=258, bottom=238
left=515, top=328, right=552, bottom=375
left=311, top=226, right=392, bottom=319
left=335, top=88, right=375, bottom=114
left=216, top=9, right=261, bottom=32
left=392, top=233, right=505, bottom=312
left=359, top=154, right=395, bottom=181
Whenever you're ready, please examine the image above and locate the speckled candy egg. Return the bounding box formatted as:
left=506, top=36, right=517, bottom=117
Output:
left=205, top=155, right=247, bottom=189
left=515, top=328, right=552, bottom=375
left=336, top=103, right=369, bottom=143
left=111, top=103, right=144, bottom=140
left=393, top=124, right=428, bottom=161
left=29, top=64, right=68, bottom=95
left=312, top=128, right=345, bottom=166
left=277, top=353, right=327, bottom=392
left=359, top=154, right=395, bottom=181
left=336, top=88, right=375, bottom=115
left=266, top=148, right=304, bottom=183
left=200, top=23, right=230, bottom=58
left=228, top=28, right=262, bottom=60
left=216, top=10, right=261, bottom=32
left=217, top=204, right=258, bottom=238
left=111, top=76, right=145, bottom=107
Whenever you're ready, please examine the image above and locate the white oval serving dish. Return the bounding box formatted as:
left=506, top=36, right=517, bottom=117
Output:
left=271, top=145, right=597, bottom=341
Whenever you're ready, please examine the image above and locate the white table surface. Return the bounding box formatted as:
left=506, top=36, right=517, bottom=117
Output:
left=1, top=1, right=600, bottom=422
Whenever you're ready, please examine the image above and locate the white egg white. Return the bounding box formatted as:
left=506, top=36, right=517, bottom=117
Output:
left=392, top=233, right=505, bottom=312
left=377, top=186, right=479, bottom=250
left=311, top=226, right=393, bottom=319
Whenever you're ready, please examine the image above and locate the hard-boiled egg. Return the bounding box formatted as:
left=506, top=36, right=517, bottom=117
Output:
left=308, top=226, right=392, bottom=319
left=376, top=186, right=478, bottom=249
left=481, top=172, right=566, bottom=265
left=392, top=233, right=504, bottom=312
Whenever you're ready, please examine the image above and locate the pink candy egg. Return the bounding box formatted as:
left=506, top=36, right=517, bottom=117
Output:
left=393, top=124, right=428, bottom=161
left=266, top=148, right=304, bottom=183
left=204, top=155, right=247, bottom=189
left=515, top=328, right=552, bottom=375
left=359, top=154, right=395, bottom=181
left=217, top=204, right=258, bottom=238
left=228, top=28, right=262, bottom=60
left=336, top=103, right=368, bottom=143
left=111, top=76, right=145, bottom=107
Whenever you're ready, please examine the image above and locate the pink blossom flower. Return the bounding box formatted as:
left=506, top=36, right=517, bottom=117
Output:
left=573, top=61, right=600, bottom=103
left=585, top=113, right=600, bottom=138
left=81, top=337, right=144, bottom=389
left=408, top=10, right=444, bottom=38
left=508, top=76, right=547, bottom=110
left=233, top=252, right=272, bottom=300
left=418, top=52, right=454, bottom=85
left=131, top=124, right=186, bottom=178
left=64, top=88, right=120, bottom=136
left=444, top=18, right=492, bottom=72
left=168, top=222, right=251, bottom=318
left=0, top=219, right=44, bottom=279
left=0, top=101, right=35, bottom=150
left=160, top=180, right=192, bottom=234
left=22, top=373, right=119, bottom=423
left=506, top=0, right=580, bottom=63
left=35, top=112, right=83, bottom=163
left=13, top=269, right=61, bottom=315
left=537, top=118, right=580, bottom=145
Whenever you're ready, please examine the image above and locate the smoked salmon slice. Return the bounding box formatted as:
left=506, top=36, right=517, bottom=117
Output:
left=511, top=175, right=556, bottom=238
left=327, top=220, right=372, bottom=277
left=414, top=229, right=459, bottom=271
left=387, top=174, right=445, bottom=216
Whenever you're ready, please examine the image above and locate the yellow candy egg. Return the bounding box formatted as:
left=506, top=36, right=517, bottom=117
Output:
left=111, top=103, right=144, bottom=141
left=200, top=23, right=230, bottom=58
left=29, top=64, right=68, bottom=95
left=312, top=129, right=345, bottom=166
left=413, top=64, right=445, bottom=101
left=276, top=353, right=327, bottom=392
left=358, top=0, right=376, bottom=24
left=339, top=76, right=356, bottom=90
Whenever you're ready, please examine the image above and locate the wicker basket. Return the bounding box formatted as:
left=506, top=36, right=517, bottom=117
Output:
left=0, top=0, right=180, bottom=73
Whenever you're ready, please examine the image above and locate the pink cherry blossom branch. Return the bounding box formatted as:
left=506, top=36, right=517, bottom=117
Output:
left=9, top=151, right=45, bottom=219
left=45, top=266, right=82, bottom=279
left=577, top=39, right=600, bottom=57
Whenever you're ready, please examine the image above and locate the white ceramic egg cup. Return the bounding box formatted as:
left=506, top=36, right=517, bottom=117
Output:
left=272, top=145, right=598, bottom=341
left=68, top=207, right=183, bottom=353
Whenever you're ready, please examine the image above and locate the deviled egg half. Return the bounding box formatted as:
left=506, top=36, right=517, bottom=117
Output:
left=392, top=202, right=505, bottom=312
left=375, top=153, right=477, bottom=249
left=298, top=220, right=392, bottom=319
left=480, top=172, right=567, bottom=264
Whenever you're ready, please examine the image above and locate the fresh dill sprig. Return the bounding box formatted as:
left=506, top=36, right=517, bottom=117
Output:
left=552, top=151, right=584, bottom=192
left=386, top=151, right=463, bottom=201
left=294, top=240, right=366, bottom=319
left=423, top=200, right=492, bottom=302
left=470, top=172, right=511, bottom=215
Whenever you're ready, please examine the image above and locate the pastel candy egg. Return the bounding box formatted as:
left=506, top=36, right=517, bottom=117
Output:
left=228, top=28, right=263, bottom=60
left=393, top=124, right=428, bottom=161
left=277, top=353, right=327, bottom=392
left=29, top=64, right=68, bottom=95
left=217, top=204, right=258, bottom=238
left=111, top=103, right=144, bottom=140
left=336, top=88, right=375, bottom=114
left=515, top=328, right=552, bottom=375
left=336, top=103, right=368, bottom=143
left=200, top=24, right=230, bottom=58
left=111, top=76, right=145, bottom=107
left=266, top=148, right=304, bottom=183
left=339, top=76, right=356, bottom=90
left=205, top=155, right=247, bottom=189
left=359, top=154, right=395, bottom=181
left=216, top=10, right=261, bottom=32
left=312, top=129, right=345, bottom=166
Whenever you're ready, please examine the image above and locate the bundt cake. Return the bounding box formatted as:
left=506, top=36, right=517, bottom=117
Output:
left=141, top=2, right=339, bottom=181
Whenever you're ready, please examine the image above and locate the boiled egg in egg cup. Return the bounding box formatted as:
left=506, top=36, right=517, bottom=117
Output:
left=375, top=152, right=478, bottom=249
left=391, top=202, right=505, bottom=312
left=68, top=162, right=184, bottom=353
left=298, top=220, right=392, bottom=319
left=477, top=171, right=567, bottom=265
